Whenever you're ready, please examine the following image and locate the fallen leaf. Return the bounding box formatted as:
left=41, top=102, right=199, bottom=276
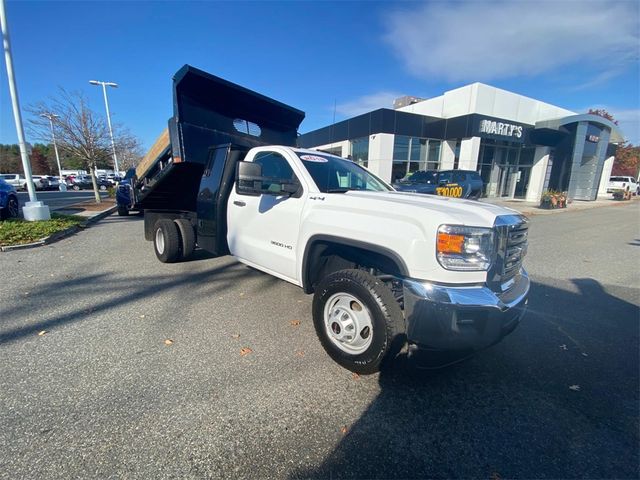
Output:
left=240, top=347, right=253, bottom=356
left=297, top=300, right=303, bottom=303
left=581, top=352, right=588, bottom=357
left=24, top=292, right=30, bottom=296
left=295, top=350, right=305, bottom=357
left=231, top=334, right=241, bottom=339
left=569, top=385, right=581, bottom=391
left=164, top=339, right=173, bottom=346
left=290, top=319, right=301, bottom=327
left=340, top=425, right=348, bottom=434
left=352, top=372, right=360, bottom=380
left=139, top=315, right=145, bottom=319
left=37, top=330, right=47, bottom=336
left=239, top=292, right=245, bottom=297
left=559, top=344, right=567, bottom=350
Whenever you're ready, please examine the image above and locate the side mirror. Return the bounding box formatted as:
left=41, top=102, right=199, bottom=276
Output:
left=236, top=161, right=263, bottom=195
left=236, top=161, right=299, bottom=196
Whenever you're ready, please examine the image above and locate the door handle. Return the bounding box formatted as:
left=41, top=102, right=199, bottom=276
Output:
left=233, top=200, right=246, bottom=207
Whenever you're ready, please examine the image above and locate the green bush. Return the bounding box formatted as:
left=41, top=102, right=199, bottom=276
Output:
left=0, top=213, right=85, bottom=246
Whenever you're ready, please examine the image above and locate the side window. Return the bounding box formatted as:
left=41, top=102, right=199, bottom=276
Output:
left=452, top=172, right=466, bottom=183
left=438, top=172, right=452, bottom=184
left=253, top=151, right=298, bottom=193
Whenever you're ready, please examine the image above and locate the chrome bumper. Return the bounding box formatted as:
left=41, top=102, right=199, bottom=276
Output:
left=403, top=270, right=529, bottom=351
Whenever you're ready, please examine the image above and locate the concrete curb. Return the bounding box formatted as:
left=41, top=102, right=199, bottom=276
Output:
left=0, top=205, right=117, bottom=252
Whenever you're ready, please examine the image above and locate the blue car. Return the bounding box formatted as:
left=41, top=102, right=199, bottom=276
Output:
left=0, top=177, right=19, bottom=220
left=393, top=169, right=483, bottom=200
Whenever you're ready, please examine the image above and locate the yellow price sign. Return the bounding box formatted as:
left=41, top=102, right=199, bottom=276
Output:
left=436, top=184, right=463, bottom=198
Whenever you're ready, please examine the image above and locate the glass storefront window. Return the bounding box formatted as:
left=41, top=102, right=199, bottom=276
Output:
left=392, top=136, right=441, bottom=180
left=323, top=146, right=343, bottom=157
left=350, top=137, right=369, bottom=167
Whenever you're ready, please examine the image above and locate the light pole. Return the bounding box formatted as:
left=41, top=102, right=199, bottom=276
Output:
left=40, top=113, right=63, bottom=179
left=0, top=0, right=50, bottom=220
left=89, top=79, right=119, bottom=174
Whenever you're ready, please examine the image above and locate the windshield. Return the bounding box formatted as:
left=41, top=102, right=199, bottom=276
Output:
left=296, top=152, right=391, bottom=193
left=404, top=171, right=438, bottom=184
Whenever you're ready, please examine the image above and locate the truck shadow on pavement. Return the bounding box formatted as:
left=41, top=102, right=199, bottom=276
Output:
left=291, top=278, right=639, bottom=480
left=0, top=260, right=274, bottom=346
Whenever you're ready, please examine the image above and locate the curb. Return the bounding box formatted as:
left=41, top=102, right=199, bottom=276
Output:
left=0, top=205, right=117, bottom=252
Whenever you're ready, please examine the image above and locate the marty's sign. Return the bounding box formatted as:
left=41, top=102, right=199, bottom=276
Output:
left=479, top=119, right=523, bottom=139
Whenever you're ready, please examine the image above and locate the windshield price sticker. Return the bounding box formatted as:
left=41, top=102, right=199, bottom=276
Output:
left=436, top=184, right=463, bottom=198
left=300, top=155, right=328, bottom=163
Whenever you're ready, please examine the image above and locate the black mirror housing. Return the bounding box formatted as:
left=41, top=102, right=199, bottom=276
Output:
left=236, top=161, right=263, bottom=195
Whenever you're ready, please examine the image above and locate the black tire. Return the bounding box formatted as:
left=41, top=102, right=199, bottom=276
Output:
left=153, top=219, right=181, bottom=263
left=117, top=205, right=129, bottom=216
left=312, top=269, right=405, bottom=374
left=174, top=218, right=195, bottom=260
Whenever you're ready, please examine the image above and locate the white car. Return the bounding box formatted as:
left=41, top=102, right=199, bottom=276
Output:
left=607, top=176, right=639, bottom=195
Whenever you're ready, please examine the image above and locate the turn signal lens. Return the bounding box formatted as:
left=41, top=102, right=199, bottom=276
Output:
left=437, top=233, right=465, bottom=254
left=436, top=225, right=495, bottom=271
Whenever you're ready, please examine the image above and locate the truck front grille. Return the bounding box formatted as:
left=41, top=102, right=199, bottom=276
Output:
left=490, top=215, right=529, bottom=288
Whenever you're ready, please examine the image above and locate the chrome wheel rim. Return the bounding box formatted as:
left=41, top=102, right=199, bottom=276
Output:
left=323, top=293, right=373, bottom=354
left=155, top=228, right=165, bottom=255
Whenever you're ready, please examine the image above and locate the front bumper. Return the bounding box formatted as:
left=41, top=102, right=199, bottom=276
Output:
left=403, top=270, right=529, bottom=351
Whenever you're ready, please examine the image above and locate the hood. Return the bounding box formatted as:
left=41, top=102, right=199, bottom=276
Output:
left=337, top=190, right=519, bottom=226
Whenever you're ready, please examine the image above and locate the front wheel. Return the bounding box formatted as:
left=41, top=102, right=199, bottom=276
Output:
left=312, top=269, right=405, bottom=374
left=117, top=205, right=129, bottom=216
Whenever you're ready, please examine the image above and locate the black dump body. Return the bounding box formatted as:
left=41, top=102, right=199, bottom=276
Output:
left=136, top=65, right=305, bottom=211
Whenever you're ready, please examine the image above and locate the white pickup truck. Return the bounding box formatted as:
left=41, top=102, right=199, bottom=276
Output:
left=133, top=66, right=530, bottom=374
left=607, top=176, right=639, bottom=196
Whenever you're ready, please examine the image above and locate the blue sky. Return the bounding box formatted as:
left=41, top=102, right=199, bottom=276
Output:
left=1, top=0, right=639, bottom=149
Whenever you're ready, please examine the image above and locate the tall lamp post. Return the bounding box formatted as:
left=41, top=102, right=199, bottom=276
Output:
left=0, top=0, right=50, bottom=220
left=40, top=113, right=64, bottom=185
left=89, top=79, right=119, bottom=174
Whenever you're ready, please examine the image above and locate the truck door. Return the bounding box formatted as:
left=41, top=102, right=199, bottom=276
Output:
left=227, top=150, right=305, bottom=283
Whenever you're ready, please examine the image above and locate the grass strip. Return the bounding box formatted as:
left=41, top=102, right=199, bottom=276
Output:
left=0, top=213, right=85, bottom=247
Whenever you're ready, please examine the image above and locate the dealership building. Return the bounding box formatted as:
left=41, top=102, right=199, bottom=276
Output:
left=298, top=83, right=625, bottom=201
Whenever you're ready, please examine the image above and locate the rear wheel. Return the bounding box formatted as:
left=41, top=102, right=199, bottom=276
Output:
left=312, top=269, right=405, bottom=374
left=174, top=218, right=195, bottom=260
left=117, top=205, right=129, bottom=216
left=153, top=219, right=181, bottom=263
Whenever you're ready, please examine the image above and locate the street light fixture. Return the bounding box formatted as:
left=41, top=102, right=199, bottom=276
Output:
left=89, top=79, right=119, bottom=174
left=40, top=112, right=64, bottom=186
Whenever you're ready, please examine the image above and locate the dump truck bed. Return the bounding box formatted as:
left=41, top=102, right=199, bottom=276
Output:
left=133, top=65, right=305, bottom=212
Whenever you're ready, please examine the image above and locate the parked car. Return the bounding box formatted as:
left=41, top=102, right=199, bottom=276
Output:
left=0, top=173, right=25, bottom=190
left=393, top=169, right=483, bottom=199
left=29, top=175, right=50, bottom=191
left=0, top=177, right=19, bottom=220
left=45, top=176, right=61, bottom=190
left=71, top=174, right=110, bottom=191
left=607, top=176, right=639, bottom=195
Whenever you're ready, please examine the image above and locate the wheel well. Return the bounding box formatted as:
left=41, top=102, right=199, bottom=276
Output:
left=302, top=238, right=407, bottom=294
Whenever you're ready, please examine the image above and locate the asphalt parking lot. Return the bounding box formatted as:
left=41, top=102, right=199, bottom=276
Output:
left=0, top=203, right=638, bottom=479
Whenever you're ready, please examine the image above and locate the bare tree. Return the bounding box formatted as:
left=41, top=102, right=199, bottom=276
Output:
left=28, top=89, right=113, bottom=203
left=114, top=128, right=144, bottom=172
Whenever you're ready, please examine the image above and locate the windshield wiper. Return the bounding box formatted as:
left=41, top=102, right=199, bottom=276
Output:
left=326, top=188, right=352, bottom=193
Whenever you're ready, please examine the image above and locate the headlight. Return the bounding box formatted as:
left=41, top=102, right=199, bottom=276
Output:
left=436, top=225, right=495, bottom=271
